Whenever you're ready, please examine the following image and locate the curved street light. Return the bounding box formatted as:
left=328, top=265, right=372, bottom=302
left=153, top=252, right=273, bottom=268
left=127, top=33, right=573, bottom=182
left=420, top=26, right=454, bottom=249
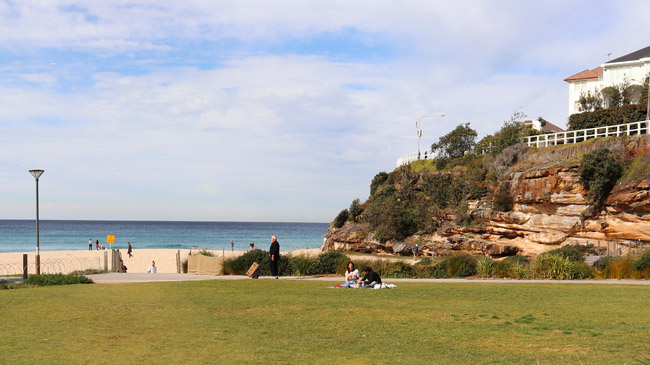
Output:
left=29, top=169, right=44, bottom=275
left=416, top=113, right=445, bottom=158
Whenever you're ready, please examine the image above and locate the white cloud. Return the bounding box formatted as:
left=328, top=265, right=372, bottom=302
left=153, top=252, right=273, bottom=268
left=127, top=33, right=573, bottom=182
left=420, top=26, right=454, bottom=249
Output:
left=0, top=1, right=644, bottom=221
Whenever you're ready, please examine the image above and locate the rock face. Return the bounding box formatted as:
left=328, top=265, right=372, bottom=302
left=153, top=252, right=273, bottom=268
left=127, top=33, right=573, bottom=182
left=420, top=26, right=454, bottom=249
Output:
left=323, top=136, right=650, bottom=258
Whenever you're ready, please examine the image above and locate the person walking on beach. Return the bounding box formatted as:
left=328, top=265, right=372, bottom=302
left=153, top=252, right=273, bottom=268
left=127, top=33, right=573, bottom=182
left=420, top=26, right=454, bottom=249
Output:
left=127, top=242, right=133, bottom=258
left=269, top=235, right=280, bottom=279
left=96, top=240, right=100, bottom=250
left=89, top=239, right=92, bottom=251
left=249, top=241, right=254, bottom=250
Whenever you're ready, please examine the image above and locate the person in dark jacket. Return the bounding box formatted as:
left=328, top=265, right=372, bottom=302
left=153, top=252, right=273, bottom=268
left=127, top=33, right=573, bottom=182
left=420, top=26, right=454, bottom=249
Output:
left=357, top=266, right=382, bottom=288
left=269, top=235, right=280, bottom=279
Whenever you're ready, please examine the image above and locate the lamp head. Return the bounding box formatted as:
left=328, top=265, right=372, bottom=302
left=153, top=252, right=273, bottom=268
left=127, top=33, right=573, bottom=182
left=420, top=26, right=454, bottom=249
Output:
left=29, top=169, right=44, bottom=179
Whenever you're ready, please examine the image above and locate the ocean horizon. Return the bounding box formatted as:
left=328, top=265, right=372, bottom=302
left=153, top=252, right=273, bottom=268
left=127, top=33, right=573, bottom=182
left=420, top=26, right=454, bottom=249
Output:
left=0, top=219, right=329, bottom=253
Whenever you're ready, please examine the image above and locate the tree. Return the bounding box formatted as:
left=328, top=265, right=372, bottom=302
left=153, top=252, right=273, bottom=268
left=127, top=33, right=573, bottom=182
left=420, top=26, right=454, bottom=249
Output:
left=431, top=123, right=477, bottom=159
left=349, top=198, right=363, bottom=222
left=578, top=90, right=603, bottom=112
left=475, top=111, right=537, bottom=155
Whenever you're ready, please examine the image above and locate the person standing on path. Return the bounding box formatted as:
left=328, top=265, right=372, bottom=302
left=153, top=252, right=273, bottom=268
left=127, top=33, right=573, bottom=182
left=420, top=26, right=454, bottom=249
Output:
left=269, top=235, right=280, bottom=279
left=412, top=243, right=419, bottom=260
left=89, top=239, right=92, bottom=251
left=127, top=242, right=133, bottom=258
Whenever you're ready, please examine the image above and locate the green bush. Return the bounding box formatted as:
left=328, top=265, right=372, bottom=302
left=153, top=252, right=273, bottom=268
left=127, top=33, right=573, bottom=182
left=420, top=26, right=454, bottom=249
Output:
left=544, top=245, right=589, bottom=262
left=69, top=269, right=107, bottom=275
left=434, top=253, right=477, bottom=278
left=314, top=250, right=349, bottom=274
left=476, top=256, right=496, bottom=278
left=568, top=104, right=646, bottom=130
left=594, top=255, right=618, bottom=271
left=504, top=255, right=530, bottom=265
left=533, top=254, right=592, bottom=279
left=349, top=199, right=363, bottom=222
left=24, top=274, right=93, bottom=286
left=291, top=255, right=318, bottom=276
left=197, top=248, right=216, bottom=257
left=633, top=250, right=650, bottom=271
left=333, top=209, right=349, bottom=228
left=380, top=261, right=416, bottom=278
left=370, top=172, right=389, bottom=196
left=599, top=256, right=640, bottom=279
left=579, top=148, right=623, bottom=221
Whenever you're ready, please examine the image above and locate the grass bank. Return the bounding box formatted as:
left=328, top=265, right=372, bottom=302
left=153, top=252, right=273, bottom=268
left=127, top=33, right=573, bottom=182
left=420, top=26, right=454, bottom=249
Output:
left=1, top=281, right=649, bottom=363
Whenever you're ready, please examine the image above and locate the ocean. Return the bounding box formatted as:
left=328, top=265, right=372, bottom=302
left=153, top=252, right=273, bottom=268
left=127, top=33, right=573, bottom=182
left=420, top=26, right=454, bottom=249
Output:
left=0, top=220, right=329, bottom=253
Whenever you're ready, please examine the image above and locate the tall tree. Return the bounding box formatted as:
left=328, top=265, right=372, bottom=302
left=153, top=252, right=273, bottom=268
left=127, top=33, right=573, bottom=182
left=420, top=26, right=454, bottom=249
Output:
left=431, top=123, right=477, bottom=159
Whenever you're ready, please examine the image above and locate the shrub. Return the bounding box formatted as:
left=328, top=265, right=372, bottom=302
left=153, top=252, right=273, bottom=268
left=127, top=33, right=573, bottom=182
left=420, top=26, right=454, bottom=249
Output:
left=349, top=199, right=363, bottom=222
left=69, top=269, right=107, bottom=275
left=600, top=256, right=640, bottom=279
left=504, top=255, right=530, bottom=266
left=476, top=256, right=496, bottom=278
left=533, top=254, right=592, bottom=279
left=333, top=209, right=349, bottom=229
left=634, top=250, right=650, bottom=271
left=568, top=104, right=646, bottom=130
left=594, top=255, right=618, bottom=271
left=291, top=255, right=318, bottom=276
left=579, top=149, right=623, bottom=221
left=434, top=253, right=478, bottom=278
left=380, top=261, right=416, bottom=278
left=314, top=250, right=349, bottom=274
left=197, top=248, right=215, bottom=257
left=370, top=172, right=389, bottom=196
left=431, top=123, right=478, bottom=159
left=493, top=192, right=514, bottom=212
left=25, top=274, right=93, bottom=286
left=544, top=245, right=589, bottom=263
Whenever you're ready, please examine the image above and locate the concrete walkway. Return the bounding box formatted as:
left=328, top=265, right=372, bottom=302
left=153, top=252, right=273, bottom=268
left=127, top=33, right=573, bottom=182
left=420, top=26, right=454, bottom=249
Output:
left=82, top=273, right=650, bottom=285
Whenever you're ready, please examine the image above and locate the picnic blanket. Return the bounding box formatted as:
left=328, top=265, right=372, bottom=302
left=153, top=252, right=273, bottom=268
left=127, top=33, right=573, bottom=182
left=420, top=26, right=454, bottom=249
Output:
left=331, top=283, right=397, bottom=289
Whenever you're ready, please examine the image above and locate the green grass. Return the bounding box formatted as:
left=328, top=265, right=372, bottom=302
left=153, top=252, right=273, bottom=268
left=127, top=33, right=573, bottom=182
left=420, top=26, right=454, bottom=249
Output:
left=1, top=281, right=649, bottom=363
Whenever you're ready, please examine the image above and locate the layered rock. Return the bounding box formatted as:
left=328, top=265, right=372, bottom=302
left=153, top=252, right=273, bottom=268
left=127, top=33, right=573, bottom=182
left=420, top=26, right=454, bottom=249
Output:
left=323, top=136, right=650, bottom=257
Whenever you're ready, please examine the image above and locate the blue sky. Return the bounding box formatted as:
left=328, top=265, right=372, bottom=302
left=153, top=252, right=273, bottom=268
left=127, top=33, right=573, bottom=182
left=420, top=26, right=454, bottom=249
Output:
left=1, top=0, right=649, bottom=222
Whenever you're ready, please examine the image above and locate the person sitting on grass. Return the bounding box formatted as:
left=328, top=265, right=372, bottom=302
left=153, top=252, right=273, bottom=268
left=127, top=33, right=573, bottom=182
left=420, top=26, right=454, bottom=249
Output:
left=339, top=262, right=359, bottom=288
left=357, top=266, right=381, bottom=288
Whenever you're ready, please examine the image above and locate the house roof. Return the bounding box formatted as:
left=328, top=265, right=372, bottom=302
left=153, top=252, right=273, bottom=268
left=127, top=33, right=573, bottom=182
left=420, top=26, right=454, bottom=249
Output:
left=606, top=45, right=650, bottom=64
left=564, top=66, right=602, bottom=82
left=524, top=119, right=565, bottom=133
left=540, top=120, right=564, bottom=133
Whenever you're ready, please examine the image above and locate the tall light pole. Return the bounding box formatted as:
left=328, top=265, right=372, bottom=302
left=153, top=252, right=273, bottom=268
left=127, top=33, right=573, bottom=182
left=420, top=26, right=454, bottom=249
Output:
left=416, top=113, right=445, bottom=158
left=29, top=169, right=44, bottom=275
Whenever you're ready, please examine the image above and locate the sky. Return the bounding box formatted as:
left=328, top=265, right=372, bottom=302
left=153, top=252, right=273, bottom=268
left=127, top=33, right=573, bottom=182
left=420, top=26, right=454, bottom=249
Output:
left=1, top=0, right=649, bottom=223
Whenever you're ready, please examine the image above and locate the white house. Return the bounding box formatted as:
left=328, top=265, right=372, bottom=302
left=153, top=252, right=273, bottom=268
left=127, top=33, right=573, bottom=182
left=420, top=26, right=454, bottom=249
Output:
left=565, top=45, right=650, bottom=116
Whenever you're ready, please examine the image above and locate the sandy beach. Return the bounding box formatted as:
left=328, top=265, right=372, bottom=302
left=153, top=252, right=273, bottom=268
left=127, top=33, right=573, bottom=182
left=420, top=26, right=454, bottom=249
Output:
left=0, top=248, right=322, bottom=275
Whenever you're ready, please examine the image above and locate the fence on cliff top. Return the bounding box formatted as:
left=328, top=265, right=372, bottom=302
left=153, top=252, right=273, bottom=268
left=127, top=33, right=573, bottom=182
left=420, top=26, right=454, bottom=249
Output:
left=397, top=119, right=649, bottom=167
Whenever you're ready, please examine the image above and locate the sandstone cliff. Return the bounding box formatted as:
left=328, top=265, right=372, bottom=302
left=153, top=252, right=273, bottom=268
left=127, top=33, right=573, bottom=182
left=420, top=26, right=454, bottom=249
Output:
left=323, top=135, right=650, bottom=257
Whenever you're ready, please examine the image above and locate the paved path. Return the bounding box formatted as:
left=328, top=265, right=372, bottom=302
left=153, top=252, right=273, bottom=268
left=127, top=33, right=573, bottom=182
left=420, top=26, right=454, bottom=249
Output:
left=82, top=273, right=650, bottom=285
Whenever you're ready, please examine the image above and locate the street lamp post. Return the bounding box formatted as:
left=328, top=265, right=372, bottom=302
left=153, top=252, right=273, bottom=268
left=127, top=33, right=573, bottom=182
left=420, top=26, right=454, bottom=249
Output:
left=29, top=169, right=44, bottom=275
left=416, top=113, right=445, bottom=158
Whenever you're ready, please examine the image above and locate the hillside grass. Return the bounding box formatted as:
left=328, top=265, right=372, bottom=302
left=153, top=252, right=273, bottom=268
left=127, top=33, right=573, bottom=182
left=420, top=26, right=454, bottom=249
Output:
left=1, top=280, right=649, bottom=363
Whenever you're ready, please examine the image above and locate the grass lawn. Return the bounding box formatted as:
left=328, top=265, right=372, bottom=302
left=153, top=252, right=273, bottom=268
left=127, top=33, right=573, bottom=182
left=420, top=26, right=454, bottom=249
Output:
left=1, top=280, right=649, bottom=364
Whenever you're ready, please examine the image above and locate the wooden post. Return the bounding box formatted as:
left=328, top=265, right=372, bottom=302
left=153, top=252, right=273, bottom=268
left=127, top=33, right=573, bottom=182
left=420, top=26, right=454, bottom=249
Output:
left=607, top=241, right=610, bottom=256
left=597, top=240, right=601, bottom=255
left=103, top=251, right=108, bottom=272
left=176, top=250, right=181, bottom=274
left=22, top=254, right=28, bottom=279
